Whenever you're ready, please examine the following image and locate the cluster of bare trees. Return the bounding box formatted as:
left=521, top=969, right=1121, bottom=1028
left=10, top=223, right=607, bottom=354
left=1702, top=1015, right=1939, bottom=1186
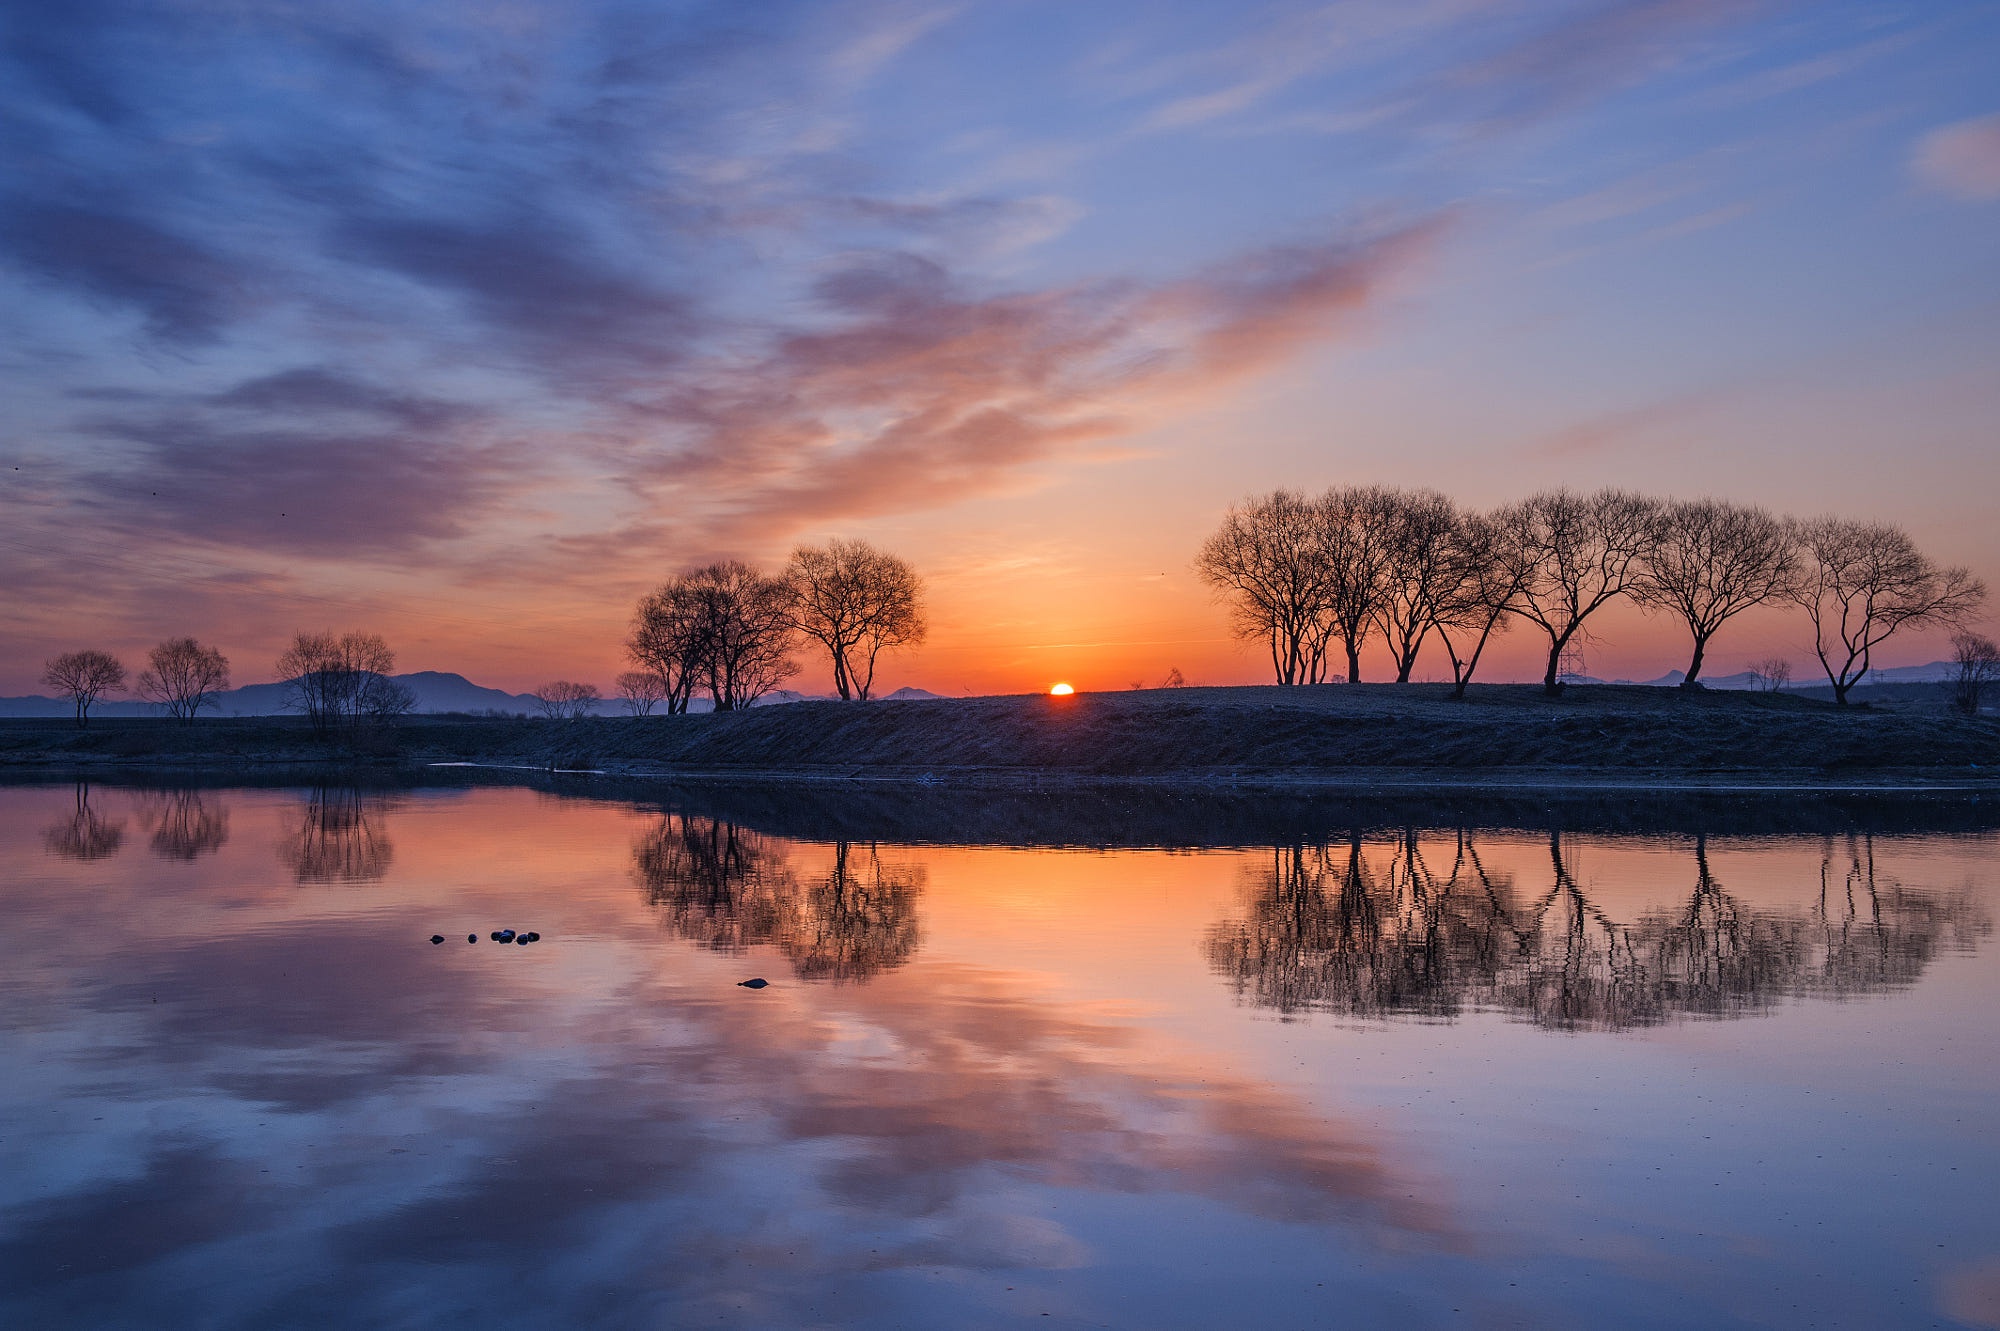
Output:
left=532, top=680, right=601, bottom=721
left=625, top=539, right=926, bottom=713
left=274, top=631, right=415, bottom=733
left=41, top=638, right=233, bottom=726
left=1199, top=487, right=1987, bottom=703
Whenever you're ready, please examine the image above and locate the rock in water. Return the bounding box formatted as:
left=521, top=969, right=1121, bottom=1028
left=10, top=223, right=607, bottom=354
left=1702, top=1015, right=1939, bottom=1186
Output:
left=525, top=932, right=541, bottom=942
left=738, top=978, right=770, bottom=989
left=430, top=935, right=445, bottom=945
left=515, top=935, right=529, bottom=945
left=497, top=930, right=516, bottom=943
left=468, top=935, right=478, bottom=944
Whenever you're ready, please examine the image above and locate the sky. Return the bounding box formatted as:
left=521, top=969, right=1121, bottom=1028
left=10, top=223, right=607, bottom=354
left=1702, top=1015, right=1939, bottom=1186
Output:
left=3, top=0, right=1998, bottom=696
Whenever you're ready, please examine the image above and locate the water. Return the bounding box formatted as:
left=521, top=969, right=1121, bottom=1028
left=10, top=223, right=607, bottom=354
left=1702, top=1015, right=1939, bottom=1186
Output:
left=4, top=780, right=1999, bottom=1329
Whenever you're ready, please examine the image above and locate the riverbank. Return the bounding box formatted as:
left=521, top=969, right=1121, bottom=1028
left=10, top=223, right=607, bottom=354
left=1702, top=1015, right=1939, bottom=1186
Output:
left=2, top=683, right=1995, bottom=790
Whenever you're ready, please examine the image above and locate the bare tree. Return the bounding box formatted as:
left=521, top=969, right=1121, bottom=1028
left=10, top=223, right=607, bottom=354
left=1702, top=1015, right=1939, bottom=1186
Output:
left=687, top=561, right=799, bottom=710
left=1501, top=489, right=1661, bottom=696
left=135, top=637, right=230, bottom=722
left=786, top=539, right=927, bottom=700
left=1314, top=485, right=1398, bottom=684
left=533, top=680, right=601, bottom=720
left=1196, top=490, right=1336, bottom=685
left=1161, top=666, right=1186, bottom=687
left=1372, top=489, right=1461, bottom=683
left=1632, top=499, right=1798, bottom=686
left=42, top=650, right=125, bottom=727
left=1788, top=518, right=1986, bottom=705
left=1430, top=510, right=1533, bottom=699
left=1949, top=632, right=2000, bottom=716
left=1747, top=657, right=1792, bottom=693
left=276, top=631, right=413, bottom=734
left=615, top=670, right=669, bottom=717
left=627, top=577, right=709, bottom=715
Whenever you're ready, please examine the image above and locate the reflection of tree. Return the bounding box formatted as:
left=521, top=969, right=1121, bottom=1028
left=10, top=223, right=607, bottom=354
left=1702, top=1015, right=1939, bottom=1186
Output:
left=1208, top=829, right=1989, bottom=1031
left=279, top=788, right=394, bottom=883
left=786, top=840, right=924, bottom=981
left=635, top=815, right=796, bottom=951
left=136, top=789, right=230, bottom=860
left=632, top=817, right=923, bottom=981
left=1206, top=831, right=1517, bottom=1021
left=42, top=783, right=125, bottom=861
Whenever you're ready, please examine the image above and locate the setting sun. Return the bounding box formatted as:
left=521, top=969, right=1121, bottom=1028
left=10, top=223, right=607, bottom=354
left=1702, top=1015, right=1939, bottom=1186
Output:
left=1049, top=683, right=1074, bottom=696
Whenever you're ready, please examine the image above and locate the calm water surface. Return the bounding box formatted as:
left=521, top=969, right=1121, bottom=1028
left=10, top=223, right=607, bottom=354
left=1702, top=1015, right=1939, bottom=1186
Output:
left=4, top=782, right=1999, bottom=1329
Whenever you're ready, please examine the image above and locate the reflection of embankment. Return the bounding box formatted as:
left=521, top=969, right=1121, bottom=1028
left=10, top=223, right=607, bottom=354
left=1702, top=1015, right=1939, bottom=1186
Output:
left=41, top=783, right=124, bottom=861
left=633, top=815, right=922, bottom=981
left=1206, top=831, right=1989, bottom=1031
left=279, top=788, right=396, bottom=883
left=137, top=788, right=230, bottom=860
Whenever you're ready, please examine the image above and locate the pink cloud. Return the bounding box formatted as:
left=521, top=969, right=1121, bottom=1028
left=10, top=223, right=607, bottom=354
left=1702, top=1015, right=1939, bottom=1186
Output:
left=598, top=218, right=1442, bottom=554
left=1913, top=113, right=2000, bottom=200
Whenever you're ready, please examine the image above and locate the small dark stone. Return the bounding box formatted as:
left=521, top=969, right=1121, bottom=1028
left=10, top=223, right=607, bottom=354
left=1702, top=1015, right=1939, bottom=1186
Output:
left=525, top=932, right=541, bottom=942
left=497, top=930, right=516, bottom=942
left=430, top=935, right=444, bottom=945
left=738, top=978, right=770, bottom=989
left=468, top=935, right=478, bottom=944
left=515, top=935, right=529, bottom=945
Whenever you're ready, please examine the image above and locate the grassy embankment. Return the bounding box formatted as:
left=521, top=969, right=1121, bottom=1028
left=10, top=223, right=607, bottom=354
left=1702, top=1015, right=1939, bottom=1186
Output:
left=2, top=683, right=1995, bottom=788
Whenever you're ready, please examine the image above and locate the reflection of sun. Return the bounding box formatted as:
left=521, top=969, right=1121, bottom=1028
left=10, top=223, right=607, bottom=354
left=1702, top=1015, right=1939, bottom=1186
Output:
left=1049, top=682, right=1074, bottom=696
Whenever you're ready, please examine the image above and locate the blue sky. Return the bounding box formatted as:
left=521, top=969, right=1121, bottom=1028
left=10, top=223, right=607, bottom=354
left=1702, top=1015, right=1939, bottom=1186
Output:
left=4, top=0, right=1997, bottom=691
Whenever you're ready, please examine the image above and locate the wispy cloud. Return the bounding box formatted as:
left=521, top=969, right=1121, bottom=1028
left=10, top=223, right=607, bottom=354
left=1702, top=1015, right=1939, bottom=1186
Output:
left=1912, top=113, right=2000, bottom=200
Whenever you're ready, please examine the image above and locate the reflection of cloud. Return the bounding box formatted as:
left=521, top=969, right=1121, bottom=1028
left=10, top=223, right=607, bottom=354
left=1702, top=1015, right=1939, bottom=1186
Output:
left=0, top=806, right=1450, bottom=1324
left=1913, top=114, right=2000, bottom=200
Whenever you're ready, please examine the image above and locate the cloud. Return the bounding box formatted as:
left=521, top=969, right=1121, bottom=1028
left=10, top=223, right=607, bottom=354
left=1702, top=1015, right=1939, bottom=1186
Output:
left=1912, top=113, right=2000, bottom=200
left=0, top=202, right=249, bottom=344
left=587, top=218, right=1439, bottom=550
left=332, top=213, right=703, bottom=382
left=78, top=409, right=526, bottom=558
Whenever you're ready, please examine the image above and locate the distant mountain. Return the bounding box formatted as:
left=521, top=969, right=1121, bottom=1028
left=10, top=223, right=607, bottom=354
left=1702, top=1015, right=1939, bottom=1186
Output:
left=881, top=686, right=946, bottom=700
left=0, top=670, right=546, bottom=719
left=0, top=671, right=967, bottom=718
left=1612, top=661, right=1960, bottom=691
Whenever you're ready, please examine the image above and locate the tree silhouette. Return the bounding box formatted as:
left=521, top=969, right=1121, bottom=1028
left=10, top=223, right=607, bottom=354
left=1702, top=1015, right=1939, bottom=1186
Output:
left=615, top=670, right=670, bottom=716
left=42, top=650, right=125, bottom=727
left=1500, top=489, right=1661, bottom=696
left=276, top=631, right=414, bottom=733
left=135, top=637, right=230, bottom=722
left=1788, top=518, right=1984, bottom=704
left=786, top=539, right=927, bottom=701
left=1631, top=499, right=1798, bottom=685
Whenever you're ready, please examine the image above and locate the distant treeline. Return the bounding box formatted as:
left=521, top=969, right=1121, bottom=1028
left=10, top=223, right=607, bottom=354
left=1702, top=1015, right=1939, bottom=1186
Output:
left=35, top=498, right=1999, bottom=730
left=1196, top=486, right=1995, bottom=707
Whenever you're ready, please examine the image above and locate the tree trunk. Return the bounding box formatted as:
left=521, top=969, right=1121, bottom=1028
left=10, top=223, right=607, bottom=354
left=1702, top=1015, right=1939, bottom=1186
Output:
left=1346, top=641, right=1362, bottom=685
left=1683, top=636, right=1708, bottom=686
left=1543, top=644, right=1563, bottom=696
